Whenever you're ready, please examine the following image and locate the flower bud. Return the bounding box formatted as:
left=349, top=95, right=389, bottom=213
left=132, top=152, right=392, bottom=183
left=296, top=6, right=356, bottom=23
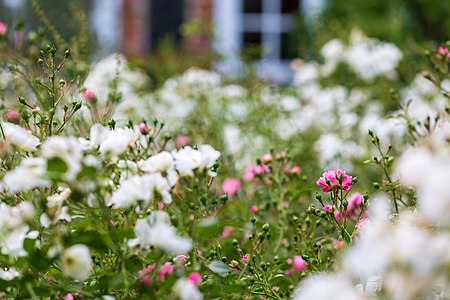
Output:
left=138, top=122, right=151, bottom=135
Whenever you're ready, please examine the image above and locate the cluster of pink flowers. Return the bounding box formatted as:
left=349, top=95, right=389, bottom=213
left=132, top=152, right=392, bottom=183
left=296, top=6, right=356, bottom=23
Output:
left=222, top=178, right=241, bottom=197
left=283, top=165, right=301, bottom=174
left=138, top=263, right=157, bottom=283
left=156, top=262, right=174, bottom=281
left=316, top=169, right=353, bottom=192
left=243, top=164, right=270, bottom=181
left=438, top=46, right=450, bottom=58
left=285, top=255, right=306, bottom=275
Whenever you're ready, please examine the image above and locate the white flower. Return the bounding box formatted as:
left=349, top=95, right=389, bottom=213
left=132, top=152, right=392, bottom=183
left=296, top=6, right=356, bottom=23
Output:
left=292, top=275, right=364, bottom=300
left=140, top=151, right=174, bottom=173
left=198, top=144, right=220, bottom=170
left=99, top=127, right=138, bottom=158
left=61, top=244, right=93, bottom=281
left=173, top=278, right=203, bottom=300
left=129, top=211, right=192, bottom=255
left=3, top=158, right=50, bottom=193
left=109, top=173, right=172, bottom=208
left=0, top=267, right=21, bottom=281
left=41, top=136, right=83, bottom=181
left=173, top=147, right=202, bottom=176
left=1, top=122, right=40, bottom=151
left=40, top=188, right=72, bottom=227
left=140, top=152, right=179, bottom=187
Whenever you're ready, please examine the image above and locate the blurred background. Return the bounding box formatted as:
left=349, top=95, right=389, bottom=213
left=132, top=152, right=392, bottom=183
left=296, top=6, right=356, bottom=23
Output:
left=0, top=0, right=449, bottom=84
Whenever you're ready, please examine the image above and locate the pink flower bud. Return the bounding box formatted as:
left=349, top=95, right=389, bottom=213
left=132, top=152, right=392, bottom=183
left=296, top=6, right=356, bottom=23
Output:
left=6, top=109, right=19, bottom=122
left=260, top=153, right=273, bottom=163
left=323, top=205, right=332, bottom=212
left=64, top=294, right=74, bottom=300
left=139, top=122, right=150, bottom=135
left=222, top=178, right=241, bottom=197
left=188, top=272, right=202, bottom=284
left=241, top=255, right=249, bottom=263
left=290, top=165, right=301, bottom=173
left=250, top=205, right=257, bottom=213
left=83, top=88, right=96, bottom=101
left=175, top=134, right=191, bottom=148
left=0, top=22, right=7, bottom=36
left=221, top=226, right=234, bottom=238
left=438, top=46, right=449, bottom=57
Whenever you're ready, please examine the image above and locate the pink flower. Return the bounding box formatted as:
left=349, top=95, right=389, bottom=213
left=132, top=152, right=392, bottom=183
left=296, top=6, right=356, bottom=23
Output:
left=188, top=272, right=202, bottom=284
left=6, top=110, right=19, bottom=122
left=175, top=135, right=191, bottom=148
left=334, top=192, right=364, bottom=220
left=139, top=122, right=150, bottom=135
left=156, top=262, right=174, bottom=281
left=64, top=294, right=74, bottom=300
left=285, top=255, right=306, bottom=275
left=83, top=88, right=96, bottom=101
left=243, top=164, right=270, bottom=181
left=316, top=169, right=352, bottom=192
left=241, top=255, right=249, bottom=263
left=139, top=263, right=156, bottom=276
left=273, top=286, right=280, bottom=292
left=356, top=218, right=369, bottom=229
left=260, top=153, right=273, bottom=163
left=175, top=255, right=188, bottom=263
left=222, top=178, right=241, bottom=197
left=0, top=22, right=7, bottom=36
left=336, top=240, right=344, bottom=249
left=323, top=205, right=332, bottom=212
left=158, top=202, right=165, bottom=210
left=290, top=165, right=301, bottom=174
left=221, top=226, right=234, bottom=238
left=438, top=46, right=449, bottom=57
left=250, top=205, right=257, bottom=213
left=140, top=275, right=151, bottom=283
left=48, top=276, right=56, bottom=282
left=292, top=256, right=306, bottom=271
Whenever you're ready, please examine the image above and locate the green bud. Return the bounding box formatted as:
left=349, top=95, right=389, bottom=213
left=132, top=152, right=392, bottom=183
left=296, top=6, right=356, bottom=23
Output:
left=108, top=119, right=116, bottom=130
left=37, top=58, right=44, bottom=65
left=18, top=96, right=27, bottom=105
left=64, top=49, right=71, bottom=58
left=262, top=223, right=270, bottom=232
left=220, top=194, right=228, bottom=204
left=251, top=216, right=256, bottom=224
left=342, top=199, right=348, bottom=208
left=221, top=256, right=227, bottom=263
left=74, top=102, right=82, bottom=111
left=59, top=79, right=66, bottom=87
left=232, top=239, right=239, bottom=247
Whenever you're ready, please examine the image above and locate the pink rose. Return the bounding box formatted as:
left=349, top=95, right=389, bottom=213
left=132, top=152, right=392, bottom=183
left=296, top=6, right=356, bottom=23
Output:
left=222, top=178, right=241, bottom=197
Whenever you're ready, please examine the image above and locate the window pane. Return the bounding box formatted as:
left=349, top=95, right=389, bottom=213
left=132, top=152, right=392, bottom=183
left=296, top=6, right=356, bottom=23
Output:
left=281, top=32, right=298, bottom=59
left=243, top=0, right=262, bottom=13
left=281, top=0, right=299, bottom=13
left=243, top=32, right=262, bottom=59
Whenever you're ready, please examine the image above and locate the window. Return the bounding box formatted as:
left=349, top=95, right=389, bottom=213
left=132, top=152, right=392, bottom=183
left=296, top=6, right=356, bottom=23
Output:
left=214, top=0, right=302, bottom=84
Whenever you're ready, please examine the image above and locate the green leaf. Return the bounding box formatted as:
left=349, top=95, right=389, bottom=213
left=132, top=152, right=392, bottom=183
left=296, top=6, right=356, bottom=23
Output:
left=208, top=260, right=232, bottom=277
left=47, top=157, right=68, bottom=173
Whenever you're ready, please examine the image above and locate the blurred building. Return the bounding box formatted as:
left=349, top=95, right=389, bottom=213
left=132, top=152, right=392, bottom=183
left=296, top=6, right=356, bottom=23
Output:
left=120, top=0, right=305, bottom=83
